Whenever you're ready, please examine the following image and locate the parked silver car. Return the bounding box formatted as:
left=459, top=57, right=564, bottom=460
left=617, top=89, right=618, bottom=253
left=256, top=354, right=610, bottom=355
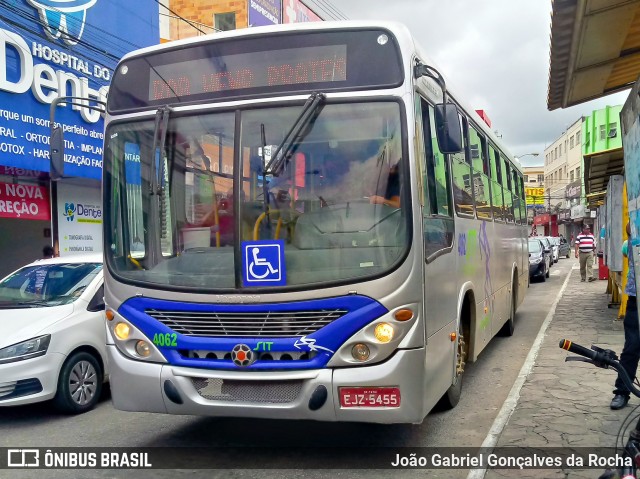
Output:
left=542, top=237, right=558, bottom=263
left=529, top=238, right=551, bottom=281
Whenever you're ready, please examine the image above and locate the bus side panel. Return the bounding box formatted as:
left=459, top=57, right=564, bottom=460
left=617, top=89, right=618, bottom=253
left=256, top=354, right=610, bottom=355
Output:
left=423, top=318, right=457, bottom=412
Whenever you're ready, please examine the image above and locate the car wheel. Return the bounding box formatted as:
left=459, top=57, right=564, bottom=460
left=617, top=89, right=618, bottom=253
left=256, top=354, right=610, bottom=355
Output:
left=53, top=351, right=103, bottom=414
left=566, top=253, right=570, bottom=259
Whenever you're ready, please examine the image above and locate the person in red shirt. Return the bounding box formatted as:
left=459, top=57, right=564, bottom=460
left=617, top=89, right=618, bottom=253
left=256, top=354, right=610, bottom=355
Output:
left=575, top=224, right=596, bottom=282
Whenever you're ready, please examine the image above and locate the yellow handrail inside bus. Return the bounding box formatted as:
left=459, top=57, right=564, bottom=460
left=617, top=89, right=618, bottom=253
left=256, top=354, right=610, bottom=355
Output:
left=253, top=210, right=283, bottom=241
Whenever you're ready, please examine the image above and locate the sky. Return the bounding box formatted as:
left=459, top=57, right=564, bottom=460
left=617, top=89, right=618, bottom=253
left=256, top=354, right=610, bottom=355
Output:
left=323, top=0, right=629, bottom=167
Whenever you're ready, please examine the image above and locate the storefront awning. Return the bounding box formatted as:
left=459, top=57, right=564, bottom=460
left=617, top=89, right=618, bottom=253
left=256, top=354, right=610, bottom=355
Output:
left=583, top=147, right=624, bottom=202
left=547, top=0, right=640, bottom=111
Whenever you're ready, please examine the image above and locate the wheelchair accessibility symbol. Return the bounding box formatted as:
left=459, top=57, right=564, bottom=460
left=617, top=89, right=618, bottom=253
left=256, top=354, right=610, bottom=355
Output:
left=242, top=240, right=286, bottom=286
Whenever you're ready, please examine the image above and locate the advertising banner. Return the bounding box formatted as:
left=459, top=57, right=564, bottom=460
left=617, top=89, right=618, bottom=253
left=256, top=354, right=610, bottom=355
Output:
left=282, top=0, right=322, bottom=23
left=0, top=0, right=159, bottom=180
left=57, top=181, right=102, bottom=255
left=0, top=181, right=50, bottom=220
left=248, top=0, right=282, bottom=26
left=525, top=187, right=545, bottom=205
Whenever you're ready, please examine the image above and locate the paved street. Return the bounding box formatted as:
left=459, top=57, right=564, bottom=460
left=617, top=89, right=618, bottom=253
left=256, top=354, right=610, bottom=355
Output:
left=0, top=258, right=594, bottom=479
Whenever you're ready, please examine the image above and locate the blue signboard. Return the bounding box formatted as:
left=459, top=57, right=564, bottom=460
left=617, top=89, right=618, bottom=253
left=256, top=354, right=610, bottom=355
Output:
left=242, top=240, right=286, bottom=286
left=248, top=0, right=282, bottom=27
left=0, top=0, right=159, bottom=180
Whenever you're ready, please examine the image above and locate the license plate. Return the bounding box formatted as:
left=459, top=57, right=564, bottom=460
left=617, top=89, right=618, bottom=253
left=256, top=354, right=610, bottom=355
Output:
left=339, top=387, right=401, bottom=408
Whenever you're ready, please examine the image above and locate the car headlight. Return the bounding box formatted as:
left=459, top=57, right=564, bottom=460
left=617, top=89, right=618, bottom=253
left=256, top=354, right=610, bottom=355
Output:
left=531, top=257, right=543, bottom=264
left=0, top=335, right=51, bottom=364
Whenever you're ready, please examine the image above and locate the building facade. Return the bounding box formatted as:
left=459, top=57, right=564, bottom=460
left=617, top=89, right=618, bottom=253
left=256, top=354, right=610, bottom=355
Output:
left=161, top=0, right=329, bottom=42
left=523, top=165, right=544, bottom=227
left=543, top=117, right=583, bottom=238
left=0, top=0, right=159, bottom=276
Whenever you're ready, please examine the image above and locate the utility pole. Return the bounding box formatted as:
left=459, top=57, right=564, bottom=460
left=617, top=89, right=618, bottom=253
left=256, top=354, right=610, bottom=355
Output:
left=548, top=188, right=552, bottom=236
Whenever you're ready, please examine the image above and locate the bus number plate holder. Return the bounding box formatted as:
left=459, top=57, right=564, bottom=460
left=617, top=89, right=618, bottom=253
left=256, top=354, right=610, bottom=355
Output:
left=339, top=387, right=400, bottom=408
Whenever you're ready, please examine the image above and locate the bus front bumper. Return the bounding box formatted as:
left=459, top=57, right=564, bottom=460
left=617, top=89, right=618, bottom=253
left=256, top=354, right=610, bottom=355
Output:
left=107, top=345, right=426, bottom=424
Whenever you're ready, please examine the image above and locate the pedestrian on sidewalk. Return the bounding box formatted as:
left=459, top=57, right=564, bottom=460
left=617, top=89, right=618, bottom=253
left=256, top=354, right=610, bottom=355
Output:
left=575, top=224, right=596, bottom=282
left=611, top=222, right=639, bottom=410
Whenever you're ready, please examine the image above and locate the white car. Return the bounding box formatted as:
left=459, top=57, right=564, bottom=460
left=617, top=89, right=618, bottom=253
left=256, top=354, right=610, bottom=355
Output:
left=0, top=254, right=106, bottom=414
left=544, top=236, right=559, bottom=263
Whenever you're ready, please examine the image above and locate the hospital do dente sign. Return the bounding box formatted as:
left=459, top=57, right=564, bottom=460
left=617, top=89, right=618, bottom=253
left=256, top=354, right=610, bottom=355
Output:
left=0, top=0, right=159, bottom=180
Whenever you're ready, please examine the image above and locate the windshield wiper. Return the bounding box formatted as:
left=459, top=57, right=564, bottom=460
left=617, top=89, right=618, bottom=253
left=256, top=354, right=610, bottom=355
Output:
left=148, top=106, right=171, bottom=267
left=265, top=92, right=325, bottom=177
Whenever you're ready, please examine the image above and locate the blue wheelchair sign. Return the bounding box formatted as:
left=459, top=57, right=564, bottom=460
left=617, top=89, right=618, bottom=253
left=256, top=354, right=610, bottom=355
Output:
left=242, top=240, right=286, bottom=287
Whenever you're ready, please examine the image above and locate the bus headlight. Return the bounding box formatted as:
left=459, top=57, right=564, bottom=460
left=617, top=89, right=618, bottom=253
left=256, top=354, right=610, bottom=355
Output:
left=114, top=322, right=130, bottom=340
left=374, top=323, right=394, bottom=343
left=327, top=304, right=420, bottom=367
left=107, top=314, right=167, bottom=363
left=351, top=343, right=370, bottom=361
left=135, top=340, right=152, bottom=357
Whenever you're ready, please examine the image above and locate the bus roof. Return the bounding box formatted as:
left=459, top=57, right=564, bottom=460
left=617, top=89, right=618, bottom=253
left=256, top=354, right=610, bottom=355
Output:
left=116, top=20, right=521, bottom=171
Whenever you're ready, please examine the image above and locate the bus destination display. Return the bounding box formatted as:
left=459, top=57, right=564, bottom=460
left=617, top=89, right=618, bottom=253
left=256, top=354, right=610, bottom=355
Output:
left=149, top=45, right=347, bottom=101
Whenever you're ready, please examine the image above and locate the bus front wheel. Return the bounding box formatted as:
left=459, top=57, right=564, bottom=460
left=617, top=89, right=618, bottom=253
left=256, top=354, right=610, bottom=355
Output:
left=436, top=325, right=467, bottom=410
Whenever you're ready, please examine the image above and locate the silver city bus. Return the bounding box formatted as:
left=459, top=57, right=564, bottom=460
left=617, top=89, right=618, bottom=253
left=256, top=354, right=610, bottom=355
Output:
left=97, top=21, right=527, bottom=424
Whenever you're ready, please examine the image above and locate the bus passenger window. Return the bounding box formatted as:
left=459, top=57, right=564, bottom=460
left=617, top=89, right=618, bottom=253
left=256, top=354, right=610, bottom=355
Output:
left=469, top=125, right=491, bottom=220
left=450, top=114, right=474, bottom=216
left=501, top=156, right=514, bottom=222
left=419, top=98, right=454, bottom=258
left=488, top=144, right=504, bottom=221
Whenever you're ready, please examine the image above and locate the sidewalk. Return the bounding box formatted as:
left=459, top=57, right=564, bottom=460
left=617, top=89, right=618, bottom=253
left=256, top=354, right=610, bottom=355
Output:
left=485, top=262, right=627, bottom=479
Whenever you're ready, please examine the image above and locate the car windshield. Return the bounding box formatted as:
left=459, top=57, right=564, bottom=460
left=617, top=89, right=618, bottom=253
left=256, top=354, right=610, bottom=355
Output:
left=104, top=101, right=409, bottom=291
left=528, top=241, right=542, bottom=253
left=547, top=237, right=559, bottom=245
left=0, top=263, right=102, bottom=308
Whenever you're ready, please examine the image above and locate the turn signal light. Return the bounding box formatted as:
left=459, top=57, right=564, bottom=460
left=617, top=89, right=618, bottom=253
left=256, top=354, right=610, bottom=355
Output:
left=105, top=309, right=115, bottom=321
left=374, top=322, right=394, bottom=343
left=114, top=322, right=131, bottom=340
left=394, top=308, right=414, bottom=321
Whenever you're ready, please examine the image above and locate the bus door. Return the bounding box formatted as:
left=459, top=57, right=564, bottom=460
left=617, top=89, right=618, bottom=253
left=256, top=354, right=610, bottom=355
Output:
left=417, top=97, right=456, bottom=337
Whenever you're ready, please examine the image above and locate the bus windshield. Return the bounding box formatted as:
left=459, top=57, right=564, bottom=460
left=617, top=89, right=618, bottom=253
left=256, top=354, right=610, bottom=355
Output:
left=104, top=101, right=409, bottom=291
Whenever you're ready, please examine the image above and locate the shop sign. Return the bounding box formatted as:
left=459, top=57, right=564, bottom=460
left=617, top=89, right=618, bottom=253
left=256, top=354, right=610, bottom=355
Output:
left=283, top=0, right=322, bottom=23
left=0, top=0, right=159, bottom=180
left=525, top=187, right=545, bottom=205
left=571, top=204, right=586, bottom=219
left=565, top=181, right=581, bottom=199
left=0, top=180, right=50, bottom=220
left=57, top=182, right=102, bottom=256
left=533, top=213, right=550, bottom=225
left=248, top=0, right=282, bottom=26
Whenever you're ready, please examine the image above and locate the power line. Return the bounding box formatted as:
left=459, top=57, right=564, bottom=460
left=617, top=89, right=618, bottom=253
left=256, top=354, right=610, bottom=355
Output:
left=303, top=0, right=349, bottom=20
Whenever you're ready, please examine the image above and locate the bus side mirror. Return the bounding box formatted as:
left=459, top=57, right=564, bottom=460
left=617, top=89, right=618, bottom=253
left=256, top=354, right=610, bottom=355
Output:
left=50, top=125, right=64, bottom=181
left=435, top=103, right=463, bottom=154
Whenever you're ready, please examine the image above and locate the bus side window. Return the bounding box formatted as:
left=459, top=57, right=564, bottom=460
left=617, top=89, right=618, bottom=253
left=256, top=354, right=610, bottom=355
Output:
left=468, top=125, right=492, bottom=221
left=450, top=113, right=474, bottom=216
left=419, top=97, right=454, bottom=258
left=501, top=156, right=514, bottom=223
left=511, top=167, right=523, bottom=224
left=488, top=144, right=503, bottom=221
left=519, top=175, right=526, bottom=224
